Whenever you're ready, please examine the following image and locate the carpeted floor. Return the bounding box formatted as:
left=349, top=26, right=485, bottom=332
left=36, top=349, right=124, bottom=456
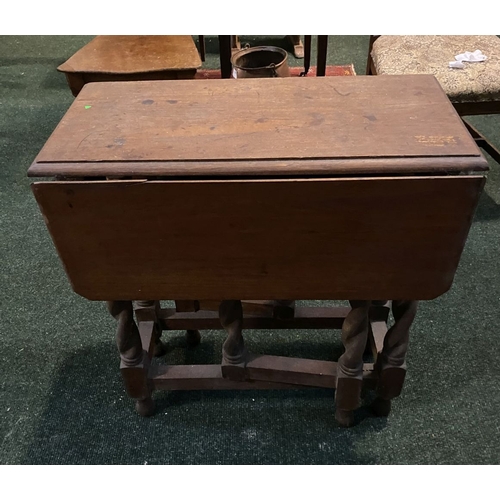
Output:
left=1, top=36, right=499, bottom=465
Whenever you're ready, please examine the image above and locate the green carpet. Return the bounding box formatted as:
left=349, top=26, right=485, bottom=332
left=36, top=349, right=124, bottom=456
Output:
left=1, top=36, right=499, bottom=465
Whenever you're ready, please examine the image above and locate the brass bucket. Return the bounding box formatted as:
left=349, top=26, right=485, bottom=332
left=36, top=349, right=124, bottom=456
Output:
left=231, top=45, right=290, bottom=78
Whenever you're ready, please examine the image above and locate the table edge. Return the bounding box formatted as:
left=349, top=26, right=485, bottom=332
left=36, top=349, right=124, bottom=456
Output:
left=27, top=155, right=489, bottom=178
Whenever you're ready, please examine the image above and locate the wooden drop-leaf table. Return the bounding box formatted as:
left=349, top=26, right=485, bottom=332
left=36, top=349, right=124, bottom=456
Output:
left=29, top=75, right=488, bottom=427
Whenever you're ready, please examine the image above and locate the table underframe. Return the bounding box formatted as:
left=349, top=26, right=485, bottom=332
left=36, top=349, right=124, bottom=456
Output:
left=109, top=299, right=417, bottom=427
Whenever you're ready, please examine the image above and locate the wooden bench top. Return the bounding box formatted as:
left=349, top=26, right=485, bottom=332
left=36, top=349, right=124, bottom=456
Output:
left=30, top=75, right=488, bottom=178
left=57, top=35, right=202, bottom=75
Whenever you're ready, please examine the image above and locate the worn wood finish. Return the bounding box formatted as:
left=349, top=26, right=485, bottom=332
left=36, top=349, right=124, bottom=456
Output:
left=27, top=156, right=488, bottom=179
left=366, top=35, right=500, bottom=165
left=30, top=76, right=485, bottom=178
left=238, top=354, right=338, bottom=388
left=32, top=175, right=484, bottom=301
left=58, top=36, right=202, bottom=97
left=150, top=361, right=378, bottom=391
left=58, top=36, right=202, bottom=75
left=151, top=364, right=308, bottom=391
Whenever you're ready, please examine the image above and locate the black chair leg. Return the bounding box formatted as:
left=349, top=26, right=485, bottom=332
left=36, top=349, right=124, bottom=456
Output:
left=198, top=36, right=205, bottom=62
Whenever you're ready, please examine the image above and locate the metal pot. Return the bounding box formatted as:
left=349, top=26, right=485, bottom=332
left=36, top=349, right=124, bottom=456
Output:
left=231, top=45, right=290, bottom=78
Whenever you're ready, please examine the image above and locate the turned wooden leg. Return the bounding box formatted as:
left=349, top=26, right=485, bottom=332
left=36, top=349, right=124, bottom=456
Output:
left=107, top=300, right=154, bottom=417
left=372, top=300, right=418, bottom=417
left=335, top=300, right=371, bottom=427
left=220, top=300, right=247, bottom=380
left=134, top=300, right=166, bottom=357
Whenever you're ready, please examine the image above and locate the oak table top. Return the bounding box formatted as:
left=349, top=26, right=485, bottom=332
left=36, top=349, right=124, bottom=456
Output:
left=29, top=75, right=488, bottom=179
left=57, top=35, right=202, bottom=75
left=30, top=76, right=487, bottom=301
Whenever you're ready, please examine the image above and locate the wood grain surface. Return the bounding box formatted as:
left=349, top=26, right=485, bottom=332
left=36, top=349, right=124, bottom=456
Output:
left=30, top=75, right=487, bottom=178
left=57, top=35, right=202, bottom=74
left=28, top=156, right=488, bottom=178
left=32, top=176, right=484, bottom=301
